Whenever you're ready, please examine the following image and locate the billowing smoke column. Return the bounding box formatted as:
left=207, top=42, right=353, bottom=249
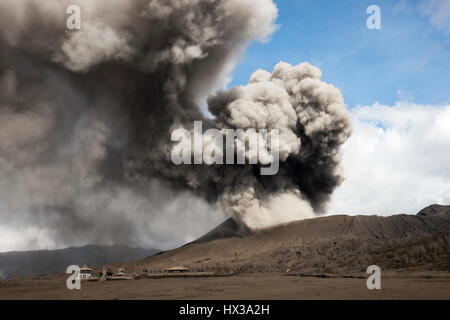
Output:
left=205, top=62, right=353, bottom=227
left=0, top=0, right=352, bottom=248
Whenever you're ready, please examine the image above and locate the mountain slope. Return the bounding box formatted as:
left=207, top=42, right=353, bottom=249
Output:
left=417, top=204, right=450, bottom=217
left=0, top=245, right=159, bottom=280
left=140, top=213, right=450, bottom=275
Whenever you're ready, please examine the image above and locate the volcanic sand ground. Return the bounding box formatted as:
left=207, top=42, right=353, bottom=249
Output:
left=0, top=274, right=449, bottom=300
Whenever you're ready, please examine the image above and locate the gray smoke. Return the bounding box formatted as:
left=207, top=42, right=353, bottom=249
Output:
left=0, top=0, right=351, bottom=249
left=205, top=62, right=353, bottom=227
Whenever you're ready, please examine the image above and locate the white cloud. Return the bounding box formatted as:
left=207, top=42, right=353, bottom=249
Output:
left=418, top=0, right=450, bottom=34
left=329, top=101, right=450, bottom=215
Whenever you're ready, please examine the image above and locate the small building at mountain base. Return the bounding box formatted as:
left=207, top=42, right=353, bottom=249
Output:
left=165, top=266, right=189, bottom=273
left=79, top=265, right=93, bottom=279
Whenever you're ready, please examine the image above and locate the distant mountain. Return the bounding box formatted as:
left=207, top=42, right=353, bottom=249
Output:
left=0, top=245, right=159, bottom=280
left=417, top=204, right=450, bottom=217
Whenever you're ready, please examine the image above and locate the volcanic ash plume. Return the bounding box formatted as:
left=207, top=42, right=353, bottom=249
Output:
left=203, top=62, right=353, bottom=228
left=0, top=0, right=352, bottom=249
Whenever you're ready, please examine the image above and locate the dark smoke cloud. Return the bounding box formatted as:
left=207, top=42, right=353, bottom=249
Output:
left=0, top=0, right=351, bottom=249
left=205, top=62, right=353, bottom=227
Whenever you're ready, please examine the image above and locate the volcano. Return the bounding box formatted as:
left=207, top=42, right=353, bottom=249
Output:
left=137, top=205, right=450, bottom=275
left=192, top=217, right=252, bottom=244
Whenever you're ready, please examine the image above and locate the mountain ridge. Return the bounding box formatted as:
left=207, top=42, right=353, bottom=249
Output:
left=137, top=210, right=450, bottom=274
left=0, top=244, right=159, bottom=280
left=2, top=205, right=450, bottom=279
left=417, top=204, right=450, bottom=217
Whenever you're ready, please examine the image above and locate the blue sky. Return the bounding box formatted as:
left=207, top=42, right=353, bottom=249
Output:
left=230, top=0, right=450, bottom=109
